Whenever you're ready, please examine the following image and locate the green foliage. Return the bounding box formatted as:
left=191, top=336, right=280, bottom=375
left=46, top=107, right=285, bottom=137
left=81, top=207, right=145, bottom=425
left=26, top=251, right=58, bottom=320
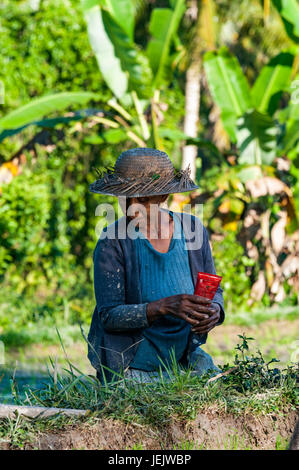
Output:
left=0, top=0, right=103, bottom=107
left=0, top=413, right=77, bottom=449
left=0, top=92, right=97, bottom=130
left=82, top=4, right=130, bottom=99
left=82, top=0, right=185, bottom=98
left=251, top=51, right=294, bottom=115
left=147, top=0, right=186, bottom=89
left=203, top=47, right=252, bottom=141
left=20, top=335, right=298, bottom=423
left=0, top=0, right=110, bottom=157
left=0, top=165, right=64, bottom=282
left=0, top=129, right=119, bottom=299
left=204, top=47, right=296, bottom=163
left=237, top=109, right=278, bottom=165
left=212, top=232, right=253, bottom=311
left=272, top=0, right=299, bottom=43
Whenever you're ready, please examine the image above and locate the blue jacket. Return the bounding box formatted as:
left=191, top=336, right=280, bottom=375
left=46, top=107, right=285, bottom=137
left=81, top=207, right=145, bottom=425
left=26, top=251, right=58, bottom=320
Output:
left=87, top=211, right=225, bottom=382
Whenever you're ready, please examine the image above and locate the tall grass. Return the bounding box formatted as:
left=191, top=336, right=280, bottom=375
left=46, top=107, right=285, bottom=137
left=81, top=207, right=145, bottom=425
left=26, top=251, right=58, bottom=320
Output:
left=9, top=333, right=298, bottom=428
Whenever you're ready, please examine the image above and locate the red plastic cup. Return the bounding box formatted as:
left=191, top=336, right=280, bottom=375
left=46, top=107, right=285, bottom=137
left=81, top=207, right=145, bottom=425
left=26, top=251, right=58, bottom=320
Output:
left=194, top=272, right=222, bottom=300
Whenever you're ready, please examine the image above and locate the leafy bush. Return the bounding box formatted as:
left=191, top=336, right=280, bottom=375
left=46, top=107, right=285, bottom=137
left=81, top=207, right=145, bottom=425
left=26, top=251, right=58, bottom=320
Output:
left=0, top=0, right=103, bottom=108
left=212, top=232, right=254, bottom=311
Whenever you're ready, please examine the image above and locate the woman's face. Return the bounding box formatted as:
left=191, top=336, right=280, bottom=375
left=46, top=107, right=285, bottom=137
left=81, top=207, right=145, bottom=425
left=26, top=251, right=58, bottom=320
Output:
left=119, top=195, right=168, bottom=220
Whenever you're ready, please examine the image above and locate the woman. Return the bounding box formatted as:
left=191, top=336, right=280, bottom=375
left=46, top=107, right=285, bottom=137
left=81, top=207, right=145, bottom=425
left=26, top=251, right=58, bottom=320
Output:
left=88, top=148, right=225, bottom=384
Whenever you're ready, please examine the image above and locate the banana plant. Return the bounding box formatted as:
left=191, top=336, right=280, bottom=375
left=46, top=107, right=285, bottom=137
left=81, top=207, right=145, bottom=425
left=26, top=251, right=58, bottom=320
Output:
left=0, top=1, right=186, bottom=150
left=0, top=0, right=188, bottom=192
left=81, top=0, right=186, bottom=147
left=0, top=92, right=98, bottom=135
left=81, top=0, right=152, bottom=100
left=272, top=0, right=299, bottom=44
left=203, top=47, right=296, bottom=165
left=201, top=44, right=299, bottom=253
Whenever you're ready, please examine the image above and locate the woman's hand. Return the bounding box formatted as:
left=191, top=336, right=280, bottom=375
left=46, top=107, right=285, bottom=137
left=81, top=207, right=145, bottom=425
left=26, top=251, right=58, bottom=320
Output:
left=190, top=302, right=221, bottom=334
left=146, top=294, right=215, bottom=326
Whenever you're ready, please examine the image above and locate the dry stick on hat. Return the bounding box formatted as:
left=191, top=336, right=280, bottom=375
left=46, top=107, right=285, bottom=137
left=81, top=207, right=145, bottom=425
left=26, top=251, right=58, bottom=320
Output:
left=90, top=148, right=198, bottom=198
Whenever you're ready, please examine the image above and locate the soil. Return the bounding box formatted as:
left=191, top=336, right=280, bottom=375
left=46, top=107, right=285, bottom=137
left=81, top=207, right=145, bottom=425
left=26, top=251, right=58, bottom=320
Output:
left=4, top=409, right=297, bottom=450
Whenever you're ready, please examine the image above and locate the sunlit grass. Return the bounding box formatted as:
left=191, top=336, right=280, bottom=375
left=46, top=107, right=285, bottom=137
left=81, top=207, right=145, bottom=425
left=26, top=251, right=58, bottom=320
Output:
left=0, top=333, right=297, bottom=450
left=9, top=334, right=298, bottom=422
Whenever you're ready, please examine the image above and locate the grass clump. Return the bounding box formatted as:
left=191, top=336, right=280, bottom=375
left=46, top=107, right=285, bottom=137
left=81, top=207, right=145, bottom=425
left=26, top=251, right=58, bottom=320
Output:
left=10, top=334, right=298, bottom=428
left=0, top=413, right=80, bottom=450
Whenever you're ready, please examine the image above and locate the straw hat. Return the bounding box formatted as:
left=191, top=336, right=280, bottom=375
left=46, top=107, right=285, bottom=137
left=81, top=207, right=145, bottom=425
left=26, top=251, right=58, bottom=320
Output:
left=89, top=148, right=198, bottom=197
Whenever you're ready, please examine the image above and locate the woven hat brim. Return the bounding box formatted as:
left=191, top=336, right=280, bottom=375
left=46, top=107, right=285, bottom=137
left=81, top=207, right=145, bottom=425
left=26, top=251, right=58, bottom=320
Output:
left=89, top=181, right=199, bottom=197
left=89, top=166, right=198, bottom=197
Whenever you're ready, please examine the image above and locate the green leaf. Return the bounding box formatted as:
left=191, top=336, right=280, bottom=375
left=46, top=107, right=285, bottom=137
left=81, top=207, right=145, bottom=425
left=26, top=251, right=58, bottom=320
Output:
left=147, top=0, right=186, bottom=89
left=83, top=5, right=128, bottom=98
left=230, top=198, right=245, bottom=215
left=84, top=135, right=105, bottom=145
left=203, top=47, right=252, bottom=142
left=289, top=76, right=299, bottom=119
left=0, top=109, right=105, bottom=142
left=102, top=128, right=128, bottom=143
left=102, top=0, right=135, bottom=40
left=158, top=127, right=223, bottom=157
left=0, top=92, right=97, bottom=130
left=251, top=52, right=294, bottom=115
left=158, top=127, right=189, bottom=141
left=237, top=110, right=278, bottom=165
left=272, top=0, right=299, bottom=43
left=236, top=165, right=263, bottom=183
left=278, top=76, right=299, bottom=153
left=282, top=119, right=299, bottom=153
left=81, top=0, right=99, bottom=10
left=102, top=10, right=153, bottom=98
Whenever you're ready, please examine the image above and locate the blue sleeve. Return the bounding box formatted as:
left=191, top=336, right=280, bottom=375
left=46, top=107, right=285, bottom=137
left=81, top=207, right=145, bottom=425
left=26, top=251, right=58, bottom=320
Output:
left=202, top=227, right=225, bottom=325
left=93, top=236, right=149, bottom=332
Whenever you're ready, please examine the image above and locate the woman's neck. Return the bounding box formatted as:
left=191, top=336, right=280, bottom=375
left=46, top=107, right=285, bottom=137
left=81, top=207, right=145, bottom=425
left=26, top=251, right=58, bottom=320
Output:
left=138, top=207, right=173, bottom=240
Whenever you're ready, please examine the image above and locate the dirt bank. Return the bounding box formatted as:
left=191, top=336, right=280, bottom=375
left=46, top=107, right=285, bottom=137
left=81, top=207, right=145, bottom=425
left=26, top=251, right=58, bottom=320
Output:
left=15, top=409, right=298, bottom=450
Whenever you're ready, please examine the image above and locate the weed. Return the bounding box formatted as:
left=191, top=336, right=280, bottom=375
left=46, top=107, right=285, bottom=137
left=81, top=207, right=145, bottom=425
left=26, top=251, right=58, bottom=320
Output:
left=222, top=431, right=253, bottom=450
left=275, top=434, right=289, bottom=450
left=15, top=334, right=297, bottom=424
left=219, top=333, right=296, bottom=395
left=126, top=442, right=144, bottom=450
left=0, top=413, right=78, bottom=449
left=1, top=333, right=297, bottom=450
left=173, top=440, right=205, bottom=450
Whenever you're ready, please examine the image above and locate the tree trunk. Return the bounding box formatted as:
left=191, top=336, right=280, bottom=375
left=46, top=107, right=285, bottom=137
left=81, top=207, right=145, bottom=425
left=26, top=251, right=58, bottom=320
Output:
left=182, top=61, right=201, bottom=180
left=182, top=0, right=216, bottom=181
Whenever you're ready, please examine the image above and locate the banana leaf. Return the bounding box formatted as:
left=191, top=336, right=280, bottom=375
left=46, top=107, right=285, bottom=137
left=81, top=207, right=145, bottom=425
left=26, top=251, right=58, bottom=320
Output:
left=203, top=47, right=252, bottom=142
left=100, top=0, right=135, bottom=41
left=146, top=0, right=186, bottom=89
left=272, top=0, right=299, bottom=43
left=277, top=76, right=299, bottom=153
left=251, top=52, right=294, bottom=115
left=0, top=92, right=97, bottom=130
left=102, top=10, right=153, bottom=98
left=158, top=127, right=223, bottom=158
left=237, top=109, right=278, bottom=165
left=82, top=2, right=152, bottom=98
left=83, top=4, right=128, bottom=98
left=282, top=119, right=299, bottom=153
left=0, top=109, right=104, bottom=143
